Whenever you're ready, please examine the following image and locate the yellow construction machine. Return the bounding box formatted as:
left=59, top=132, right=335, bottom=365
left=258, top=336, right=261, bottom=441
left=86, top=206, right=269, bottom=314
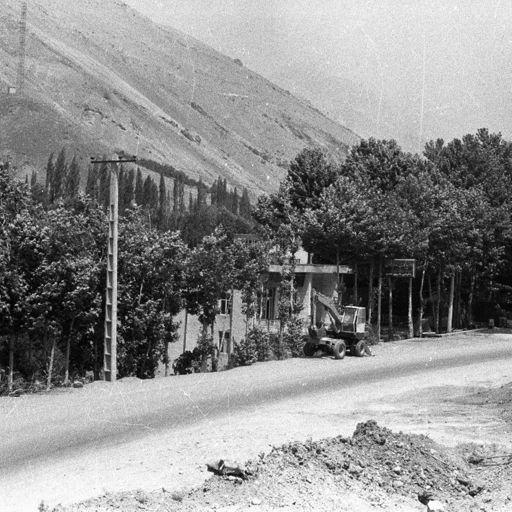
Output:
left=304, top=290, right=368, bottom=359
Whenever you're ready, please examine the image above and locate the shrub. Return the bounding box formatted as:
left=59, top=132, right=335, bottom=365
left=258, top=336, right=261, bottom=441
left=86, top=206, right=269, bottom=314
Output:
left=283, top=318, right=306, bottom=357
left=248, top=326, right=274, bottom=362
left=233, top=336, right=257, bottom=366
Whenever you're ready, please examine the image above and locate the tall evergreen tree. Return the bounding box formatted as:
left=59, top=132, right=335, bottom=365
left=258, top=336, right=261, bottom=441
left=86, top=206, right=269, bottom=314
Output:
left=65, top=155, right=81, bottom=200
left=240, top=187, right=251, bottom=218
left=125, top=168, right=135, bottom=209
left=52, top=148, right=68, bottom=201
left=196, top=179, right=206, bottom=210
left=118, top=166, right=127, bottom=212
left=143, top=175, right=153, bottom=208
left=231, top=187, right=239, bottom=215
left=135, top=168, right=144, bottom=206
left=45, top=153, right=54, bottom=200
left=85, top=164, right=98, bottom=199
left=30, top=170, right=38, bottom=189
left=98, top=161, right=110, bottom=209
left=172, top=177, right=179, bottom=213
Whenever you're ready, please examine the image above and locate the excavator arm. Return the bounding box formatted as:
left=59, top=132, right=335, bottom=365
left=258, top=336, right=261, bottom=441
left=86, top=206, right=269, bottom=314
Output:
left=311, top=290, right=344, bottom=333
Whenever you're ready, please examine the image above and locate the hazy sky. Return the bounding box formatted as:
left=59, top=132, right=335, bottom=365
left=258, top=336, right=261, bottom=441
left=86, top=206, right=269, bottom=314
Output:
left=124, top=0, right=512, bottom=152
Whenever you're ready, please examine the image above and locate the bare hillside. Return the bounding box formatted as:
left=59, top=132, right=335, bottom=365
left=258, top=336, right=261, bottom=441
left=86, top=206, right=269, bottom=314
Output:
left=0, top=0, right=359, bottom=193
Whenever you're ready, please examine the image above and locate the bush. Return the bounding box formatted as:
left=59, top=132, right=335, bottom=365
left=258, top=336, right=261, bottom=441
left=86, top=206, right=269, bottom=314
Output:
left=233, top=336, right=257, bottom=366
left=172, top=349, right=201, bottom=375
left=248, top=326, right=274, bottom=362
left=283, top=318, right=306, bottom=357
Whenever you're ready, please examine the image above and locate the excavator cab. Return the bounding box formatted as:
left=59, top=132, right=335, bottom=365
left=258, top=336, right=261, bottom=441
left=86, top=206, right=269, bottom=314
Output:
left=339, top=306, right=366, bottom=340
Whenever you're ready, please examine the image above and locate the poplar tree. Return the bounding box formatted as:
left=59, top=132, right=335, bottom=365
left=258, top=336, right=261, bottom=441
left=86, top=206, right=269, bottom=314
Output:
left=45, top=152, right=55, bottom=200
left=52, top=148, right=68, bottom=201
left=65, top=155, right=81, bottom=200
left=135, top=168, right=144, bottom=206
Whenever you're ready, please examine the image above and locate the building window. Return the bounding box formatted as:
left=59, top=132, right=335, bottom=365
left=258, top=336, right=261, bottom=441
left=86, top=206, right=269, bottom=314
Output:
left=261, top=288, right=276, bottom=320
left=218, top=295, right=231, bottom=315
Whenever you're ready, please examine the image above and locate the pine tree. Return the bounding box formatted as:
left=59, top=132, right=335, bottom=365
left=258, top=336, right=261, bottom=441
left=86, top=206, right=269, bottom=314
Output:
left=85, top=164, right=98, bottom=199
left=52, top=148, right=68, bottom=201
left=231, top=187, right=239, bottom=215
left=120, top=167, right=126, bottom=211
left=126, top=168, right=135, bottom=208
left=30, top=170, right=38, bottom=189
left=197, top=179, right=206, bottom=210
left=178, top=180, right=185, bottom=213
left=158, top=172, right=167, bottom=228
left=240, top=187, right=251, bottom=218
left=135, top=168, right=144, bottom=206
left=65, top=155, right=81, bottom=200
left=158, top=172, right=166, bottom=211
left=98, top=161, right=110, bottom=209
left=172, top=177, right=179, bottom=213
left=45, top=152, right=55, bottom=200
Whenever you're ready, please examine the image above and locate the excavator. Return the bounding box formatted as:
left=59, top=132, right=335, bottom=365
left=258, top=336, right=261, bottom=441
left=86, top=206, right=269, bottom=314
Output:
left=304, top=290, right=368, bottom=359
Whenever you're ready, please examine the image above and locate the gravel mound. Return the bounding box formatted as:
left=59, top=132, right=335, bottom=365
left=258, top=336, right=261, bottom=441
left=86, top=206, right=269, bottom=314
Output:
left=51, top=421, right=512, bottom=512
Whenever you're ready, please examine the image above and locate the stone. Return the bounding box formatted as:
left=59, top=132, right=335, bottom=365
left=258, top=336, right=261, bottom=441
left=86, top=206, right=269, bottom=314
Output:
left=427, top=500, right=446, bottom=512
left=73, top=381, right=84, bottom=388
left=251, top=498, right=262, bottom=506
left=347, top=463, right=363, bottom=476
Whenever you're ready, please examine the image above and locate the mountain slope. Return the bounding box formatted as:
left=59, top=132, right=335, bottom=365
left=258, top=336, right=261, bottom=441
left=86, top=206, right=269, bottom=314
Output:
left=0, top=0, right=359, bottom=194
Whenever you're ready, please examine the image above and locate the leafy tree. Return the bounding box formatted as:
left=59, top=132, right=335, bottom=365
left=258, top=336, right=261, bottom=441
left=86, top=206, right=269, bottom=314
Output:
left=117, top=210, right=187, bottom=378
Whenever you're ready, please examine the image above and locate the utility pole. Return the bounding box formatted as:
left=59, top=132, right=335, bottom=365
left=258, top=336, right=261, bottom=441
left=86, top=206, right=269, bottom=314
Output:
left=90, top=155, right=136, bottom=382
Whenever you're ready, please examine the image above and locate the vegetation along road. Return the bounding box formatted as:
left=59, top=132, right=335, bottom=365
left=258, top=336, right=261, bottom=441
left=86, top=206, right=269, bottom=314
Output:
left=2, top=331, right=512, bottom=511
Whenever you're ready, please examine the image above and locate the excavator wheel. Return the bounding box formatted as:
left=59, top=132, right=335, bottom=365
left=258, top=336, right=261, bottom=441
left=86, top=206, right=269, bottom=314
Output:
left=333, top=340, right=346, bottom=360
left=353, top=340, right=367, bottom=357
left=303, top=342, right=317, bottom=357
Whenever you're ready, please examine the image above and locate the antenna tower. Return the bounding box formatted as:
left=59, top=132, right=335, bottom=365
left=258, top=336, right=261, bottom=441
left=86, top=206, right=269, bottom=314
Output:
left=16, top=1, right=27, bottom=95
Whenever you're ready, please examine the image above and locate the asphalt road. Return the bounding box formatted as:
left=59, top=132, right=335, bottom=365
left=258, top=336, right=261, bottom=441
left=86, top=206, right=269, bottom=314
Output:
left=2, top=331, right=512, bottom=472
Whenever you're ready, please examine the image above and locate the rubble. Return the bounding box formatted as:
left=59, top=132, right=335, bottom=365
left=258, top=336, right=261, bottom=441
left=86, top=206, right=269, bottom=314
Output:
left=55, top=420, right=512, bottom=512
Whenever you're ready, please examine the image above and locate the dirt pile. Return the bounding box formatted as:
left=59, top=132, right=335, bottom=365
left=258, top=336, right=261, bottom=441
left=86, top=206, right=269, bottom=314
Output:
left=50, top=421, right=512, bottom=512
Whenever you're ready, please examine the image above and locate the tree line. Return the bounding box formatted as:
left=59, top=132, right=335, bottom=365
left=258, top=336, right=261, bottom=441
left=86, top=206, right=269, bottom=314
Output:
left=3, top=127, right=511, bottom=393
left=255, top=128, right=512, bottom=340
left=37, top=149, right=253, bottom=244
left=1, top=158, right=270, bottom=394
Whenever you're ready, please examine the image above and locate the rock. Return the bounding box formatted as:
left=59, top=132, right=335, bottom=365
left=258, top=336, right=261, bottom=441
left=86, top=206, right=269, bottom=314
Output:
left=392, top=479, right=404, bottom=488
left=392, top=465, right=402, bottom=474
left=251, top=497, right=262, bottom=506
left=73, top=381, right=84, bottom=388
left=456, top=476, right=470, bottom=486
left=347, top=462, right=363, bottom=476
left=427, top=500, right=446, bottom=512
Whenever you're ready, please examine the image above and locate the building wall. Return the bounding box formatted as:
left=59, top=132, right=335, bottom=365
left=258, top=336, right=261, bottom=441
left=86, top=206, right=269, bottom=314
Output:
left=168, top=290, right=246, bottom=366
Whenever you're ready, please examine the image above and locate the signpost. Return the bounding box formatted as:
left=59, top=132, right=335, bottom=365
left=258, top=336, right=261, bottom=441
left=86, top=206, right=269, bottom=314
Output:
left=385, top=259, right=416, bottom=339
left=90, top=155, right=136, bottom=382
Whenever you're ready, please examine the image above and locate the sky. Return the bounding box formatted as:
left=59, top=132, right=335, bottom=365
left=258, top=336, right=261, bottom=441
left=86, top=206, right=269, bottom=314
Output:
left=124, top=0, right=512, bottom=152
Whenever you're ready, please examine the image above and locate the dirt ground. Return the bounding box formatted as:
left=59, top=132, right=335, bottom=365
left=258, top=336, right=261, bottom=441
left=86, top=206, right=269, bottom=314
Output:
left=38, top=338, right=512, bottom=512
left=49, top=414, right=512, bottom=512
